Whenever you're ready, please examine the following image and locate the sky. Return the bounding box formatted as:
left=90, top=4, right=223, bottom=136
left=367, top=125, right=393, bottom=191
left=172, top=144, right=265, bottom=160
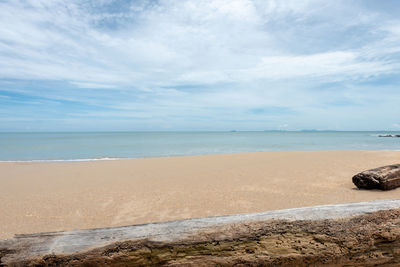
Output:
left=0, top=0, right=400, bottom=131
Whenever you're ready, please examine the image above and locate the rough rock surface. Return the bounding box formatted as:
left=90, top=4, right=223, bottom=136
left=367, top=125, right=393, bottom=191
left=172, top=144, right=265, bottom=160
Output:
left=2, top=210, right=400, bottom=266
left=2, top=200, right=400, bottom=266
left=378, top=134, right=400, bottom=137
left=353, top=164, right=400, bottom=190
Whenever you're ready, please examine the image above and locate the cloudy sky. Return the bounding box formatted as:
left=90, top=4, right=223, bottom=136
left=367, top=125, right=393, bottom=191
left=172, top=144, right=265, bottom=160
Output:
left=1, top=0, right=400, bottom=131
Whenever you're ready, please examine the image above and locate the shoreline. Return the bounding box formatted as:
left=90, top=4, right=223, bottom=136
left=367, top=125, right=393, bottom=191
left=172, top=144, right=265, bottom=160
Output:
left=1, top=149, right=400, bottom=163
left=1, top=150, right=400, bottom=239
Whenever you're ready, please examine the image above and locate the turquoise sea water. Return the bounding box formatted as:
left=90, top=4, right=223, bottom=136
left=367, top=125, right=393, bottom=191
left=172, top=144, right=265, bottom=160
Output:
left=0, top=131, right=400, bottom=161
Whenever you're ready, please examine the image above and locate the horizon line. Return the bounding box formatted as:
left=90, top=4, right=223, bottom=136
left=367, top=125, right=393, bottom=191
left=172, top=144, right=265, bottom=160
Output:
left=1, top=130, right=400, bottom=133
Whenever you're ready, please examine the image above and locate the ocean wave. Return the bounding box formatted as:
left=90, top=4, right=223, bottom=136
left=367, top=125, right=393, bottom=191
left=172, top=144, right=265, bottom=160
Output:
left=0, top=157, right=124, bottom=162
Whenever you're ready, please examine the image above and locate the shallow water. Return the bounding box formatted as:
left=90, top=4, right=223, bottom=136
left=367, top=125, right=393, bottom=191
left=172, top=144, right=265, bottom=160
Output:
left=0, top=131, right=400, bottom=161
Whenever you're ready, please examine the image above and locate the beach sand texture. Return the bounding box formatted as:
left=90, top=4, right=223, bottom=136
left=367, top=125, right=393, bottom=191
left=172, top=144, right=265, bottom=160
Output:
left=1, top=150, right=400, bottom=239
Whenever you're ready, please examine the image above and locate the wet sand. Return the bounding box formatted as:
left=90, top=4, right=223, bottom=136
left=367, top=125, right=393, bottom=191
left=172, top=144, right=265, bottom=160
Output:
left=1, top=150, right=400, bottom=239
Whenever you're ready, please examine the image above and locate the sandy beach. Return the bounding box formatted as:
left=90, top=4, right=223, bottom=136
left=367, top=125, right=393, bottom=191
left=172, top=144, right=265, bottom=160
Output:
left=1, top=150, right=400, bottom=239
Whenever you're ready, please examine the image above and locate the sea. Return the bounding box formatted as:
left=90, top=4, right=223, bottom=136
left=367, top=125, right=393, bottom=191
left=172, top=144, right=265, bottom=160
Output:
left=0, top=131, right=400, bottom=161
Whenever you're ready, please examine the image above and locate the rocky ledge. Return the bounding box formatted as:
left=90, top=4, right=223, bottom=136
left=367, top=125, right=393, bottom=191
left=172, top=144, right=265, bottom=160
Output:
left=2, top=200, right=400, bottom=266
left=378, top=134, right=400, bottom=137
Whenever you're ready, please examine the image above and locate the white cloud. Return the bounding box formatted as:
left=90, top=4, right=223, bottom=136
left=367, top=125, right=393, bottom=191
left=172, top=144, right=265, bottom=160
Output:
left=1, top=0, right=400, bottom=130
left=70, top=82, right=117, bottom=89
left=1, top=0, right=398, bottom=88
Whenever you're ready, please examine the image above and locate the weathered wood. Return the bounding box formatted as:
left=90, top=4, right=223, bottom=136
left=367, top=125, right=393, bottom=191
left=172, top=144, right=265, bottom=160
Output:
left=352, top=164, right=400, bottom=190
left=2, top=200, right=400, bottom=266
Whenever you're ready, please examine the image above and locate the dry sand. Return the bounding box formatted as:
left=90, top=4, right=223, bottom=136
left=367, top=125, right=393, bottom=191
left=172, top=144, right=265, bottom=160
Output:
left=1, top=150, right=400, bottom=239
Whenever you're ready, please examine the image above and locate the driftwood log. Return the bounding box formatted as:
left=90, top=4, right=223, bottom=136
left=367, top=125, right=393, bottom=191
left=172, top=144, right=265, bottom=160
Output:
left=2, top=200, right=400, bottom=266
left=352, top=164, right=400, bottom=190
